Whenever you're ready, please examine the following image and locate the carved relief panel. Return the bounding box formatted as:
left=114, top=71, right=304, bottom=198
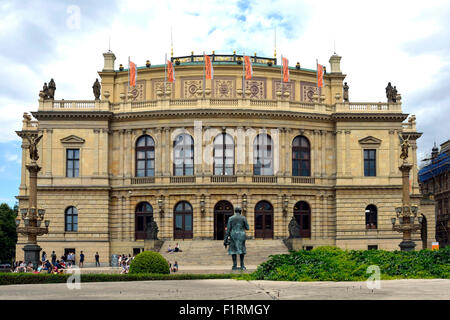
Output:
left=245, top=78, right=266, bottom=99
left=182, top=77, right=203, bottom=99
left=125, top=80, right=146, bottom=101
left=272, top=80, right=295, bottom=100
left=212, top=77, right=236, bottom=98
left=300, top=81, right=321, bottom=102
left=151, top=79, right=174, bottom=99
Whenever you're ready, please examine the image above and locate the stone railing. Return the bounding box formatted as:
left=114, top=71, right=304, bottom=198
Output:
left=210, top=175, right=237, bottom=183
left=252, top=176, right=277, bottom=183
left=38, top=98, right=402, bottom=115
left=131, top=177, right=155, bottom=184
left=170, top=176, right=196, bottom=183
left=291, top=176, right=315, bottom=184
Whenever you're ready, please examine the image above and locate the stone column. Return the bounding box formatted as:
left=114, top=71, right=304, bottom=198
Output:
left=127, top=196, right=133, bottom=241
left=285, top=129, right=292, bottom=177
left=101, top=129, right=109, bottom=176
left=245, top=127, right=252, bottom=175
left=125, top=129, right=132, bottom=178
left=279, top=128, right=285, bottom=176
left=236, top=126, right=245, bottom=175
left=119, top=196, right=124, bottom=240
left=93, top=129, right=100, bottom=175
left=44, top=129, right=53, bottom=176
left=389, top=129, right=395, bottom=175
left=321, top=130, right=326, bottom=178
left=163, top=127, right=170, bottom=176
left=313, top=130, right=320, bottom=177
left=156, top=128, right=163, bottom=176
left=411, top=142, right=419, bottom=193
left=322, top=194, right=328, bottom=238
left=19, top=142, right=27, bottom=193
left=344, top=130, right=351, bottom=176
left=336, top=130, right=343, bottom=176
left=119, top=130, right=124, bottom=178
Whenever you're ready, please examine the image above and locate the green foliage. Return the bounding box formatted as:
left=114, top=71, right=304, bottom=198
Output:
left=250, top=246, right=450, bottom=281
left=128, top=251, right=170, bottom=274
left=0, top=273, right=234, bottom=286
left=0, top=203, right=18, bottom=263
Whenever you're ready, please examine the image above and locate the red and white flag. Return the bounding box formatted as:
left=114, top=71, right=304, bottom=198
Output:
left=317, top=62, right=324, bottom=88
left=244, top=56, right=253, bottom=80
left=129, top=58, right=137, bottom=87
left=167, top=59, right=175, bottom=83
left=205, top=54, right=213, bottom=80
left=282, top=56, right=289, bottom=83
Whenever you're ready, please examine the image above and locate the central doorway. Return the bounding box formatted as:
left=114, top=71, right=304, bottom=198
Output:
left=214, top=200, right=234, bottom=240
left=254, top=200, right=274, bottom=239
left=174, top=201, right=193, bottom=239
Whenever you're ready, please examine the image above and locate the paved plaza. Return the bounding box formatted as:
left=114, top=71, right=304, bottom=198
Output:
left=1, top=279, right=449, bottom=300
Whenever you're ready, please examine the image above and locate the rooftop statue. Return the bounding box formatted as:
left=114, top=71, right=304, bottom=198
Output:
left=48, top=78, right=56, bottom=100
left=343, top=82, right=349, bottom=102
left=392, top=86, right=398, bottom=103
left=40, top=82, right=49, bottom=100
left=224, top=206, right=249, bottom=270
left=386, top=82, right=394, bottom=103
left=93, top=78, right=101, bottom=100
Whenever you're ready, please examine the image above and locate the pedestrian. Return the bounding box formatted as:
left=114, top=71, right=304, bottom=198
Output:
left=41, top=251, right=47, bottom=262
left=79, top=251, right=85, bottom=268
left=51, top=251, right=57, bottom=265
left=95, top=252, right=100, bottom=267
left=172, top=261, right=178, bottom=273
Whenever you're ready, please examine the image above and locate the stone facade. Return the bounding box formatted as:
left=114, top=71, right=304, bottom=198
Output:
left=15, top=52, right=435, bottom=264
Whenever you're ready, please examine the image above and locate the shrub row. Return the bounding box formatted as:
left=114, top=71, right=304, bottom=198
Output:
left=0, top=273, right=235, bottom=286
left=250, top=246, right=450, bottom=281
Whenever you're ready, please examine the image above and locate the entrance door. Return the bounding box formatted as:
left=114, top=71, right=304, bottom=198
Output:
left=214, top=201, right=234, bottom=240
left=254, top=201, right=273, bottom=239
left=293, top=201, right=311, bottom=238
left=174, top=201, right=193, bottom=239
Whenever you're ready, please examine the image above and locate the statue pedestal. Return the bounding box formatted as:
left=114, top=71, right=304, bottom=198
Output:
left=144, top=239, right=164, bottom=252
left=23, top=244, right=42, bottom=268
left=399, top=240, right=416, bottom=252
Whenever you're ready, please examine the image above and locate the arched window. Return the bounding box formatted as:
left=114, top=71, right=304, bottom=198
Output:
left=293, top=201, right=311, bottom=238
left=174, top=201, right=193, bottom=239
left=254, top=200, right=274, bottom=238
left=135, top=202, right=153, bottom=240
left=292, top=136, right=310, bottom=176
left=365, top=205, right=377, bottom=229
left=136, top=135, right=155, bottom=177
left=173, top=134, right=194, bottom=176
left=65, top=206, right=78, bottom=232
left=253, top=134, right=273, bottom=175
left=214, top=133, right=234, bottom=175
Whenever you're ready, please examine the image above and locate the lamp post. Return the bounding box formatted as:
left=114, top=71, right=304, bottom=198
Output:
left=15, top=130, right=50, bottom=268
left=391, top=135, right=422, bottom=251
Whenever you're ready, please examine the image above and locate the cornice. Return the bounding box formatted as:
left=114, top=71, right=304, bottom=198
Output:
left=332, top=113, right=408, bottom=122
left=31, top=111, right=113, bottom=120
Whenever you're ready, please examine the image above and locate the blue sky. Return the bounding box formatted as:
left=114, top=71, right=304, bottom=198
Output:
left=0, top=0, right=449, bottom=206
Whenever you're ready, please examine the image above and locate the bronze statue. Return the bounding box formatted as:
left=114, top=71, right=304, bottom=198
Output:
left=399, top=134, right=411, bottom=160
left=25, top=135, right=43, bottom=161
left=145, top=216, right=159, bottom=240
left=343, top=82, right=349, bottom=102
left=93, top=78, right=101, bottom=100
left=224, top=206, right=249, bottom=270
left=288, top=216, right=301, bottom=238
left=386, top=82, right=394, bottom=103
left=48, top=78, right=56, bottom=99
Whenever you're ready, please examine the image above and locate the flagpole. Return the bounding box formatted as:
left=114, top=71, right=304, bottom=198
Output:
left=128, top=56, right=130, bottom=91
left=242, top=52, right=245, bottom=99
left=280, top=54, right=283, bottom=95
left=164, top=53, right=167, bottom=95
left=203, top=51, right=206, bottom=99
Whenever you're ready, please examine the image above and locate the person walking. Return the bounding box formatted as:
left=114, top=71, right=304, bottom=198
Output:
left=95, top=252, right=100, bottom=267
left=41, top=251, right=47, bottom=262
left=79, top=251, right=85, bottom=268
left=51, top=251, right=57, bottom=265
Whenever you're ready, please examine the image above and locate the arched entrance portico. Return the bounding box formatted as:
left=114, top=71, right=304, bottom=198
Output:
left=214, top=201, right=234, bottom=240
left=254, top=200, right=274, bottom=239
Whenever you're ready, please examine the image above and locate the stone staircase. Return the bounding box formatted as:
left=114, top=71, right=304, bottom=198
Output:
left=159, top=239, right=289, bottom=268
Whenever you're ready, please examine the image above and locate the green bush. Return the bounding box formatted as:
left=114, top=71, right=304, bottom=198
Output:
left=128, top=251, right=170, bottom=274
left=250, top=246, right=450, bottom=281
left=0, top=273, right=235, bottom=286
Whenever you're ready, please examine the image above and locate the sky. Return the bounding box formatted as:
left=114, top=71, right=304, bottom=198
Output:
left=0, top=0, right=449, bottom=206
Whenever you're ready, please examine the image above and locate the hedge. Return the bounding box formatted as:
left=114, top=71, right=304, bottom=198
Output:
left=129, top=251, right=170, bottom=274
left=0, top=273, right=235, bottom=286
left=249, top=246, right=450, bottom=281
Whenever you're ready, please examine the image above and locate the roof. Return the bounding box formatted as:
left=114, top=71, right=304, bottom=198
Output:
left=418, top=151, right=450, bottom=183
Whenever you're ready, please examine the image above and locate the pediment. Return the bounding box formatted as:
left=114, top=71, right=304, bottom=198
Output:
left=60, top=135, right=85, bottom=144
left=358, top=136, right=382, bottom=145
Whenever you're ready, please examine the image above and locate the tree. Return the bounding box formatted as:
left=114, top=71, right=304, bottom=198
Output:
left=0, top=203, right=18, bottom=263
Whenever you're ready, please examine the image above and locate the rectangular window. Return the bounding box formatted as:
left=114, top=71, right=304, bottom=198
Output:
left=66, top=149, right=80, bottom=177
left=368, top=245, right=378, bottom=250
left=364, top=149, right=376, bottom=176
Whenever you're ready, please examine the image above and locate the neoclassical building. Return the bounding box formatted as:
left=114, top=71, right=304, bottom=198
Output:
left=15, top=51, right=436, bottom=262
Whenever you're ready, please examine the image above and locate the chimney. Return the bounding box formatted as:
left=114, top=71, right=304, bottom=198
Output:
left=329, top=54, right=342, bottom=73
